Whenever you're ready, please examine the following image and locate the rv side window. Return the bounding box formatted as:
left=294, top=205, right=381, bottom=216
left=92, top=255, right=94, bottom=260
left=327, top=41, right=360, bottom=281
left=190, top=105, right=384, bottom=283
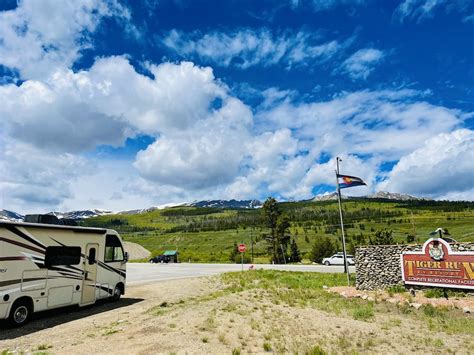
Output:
left=105, top=235, right=125, bottom=262
left=45, top=246, right=81, bottom=267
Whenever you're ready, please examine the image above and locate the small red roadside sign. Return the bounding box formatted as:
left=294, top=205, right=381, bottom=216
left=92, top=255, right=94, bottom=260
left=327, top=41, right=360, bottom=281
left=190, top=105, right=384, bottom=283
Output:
left=238, top=244, right=246, bottom=253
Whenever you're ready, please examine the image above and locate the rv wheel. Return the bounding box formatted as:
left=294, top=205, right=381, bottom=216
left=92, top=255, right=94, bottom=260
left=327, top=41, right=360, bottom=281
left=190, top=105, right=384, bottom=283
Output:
left=9, top=299, right=32, bottom=327
left=112, top=285, right=122, bottom=301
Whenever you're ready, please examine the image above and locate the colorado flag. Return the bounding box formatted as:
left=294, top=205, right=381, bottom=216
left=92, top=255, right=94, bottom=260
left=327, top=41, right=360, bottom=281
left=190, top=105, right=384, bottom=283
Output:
left=337, top=174, right=367, bottom=189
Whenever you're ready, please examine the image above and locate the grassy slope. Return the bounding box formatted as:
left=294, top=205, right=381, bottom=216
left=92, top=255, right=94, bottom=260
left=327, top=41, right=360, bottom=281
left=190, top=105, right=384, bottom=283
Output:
left=82, top=200, right=474, bottom=262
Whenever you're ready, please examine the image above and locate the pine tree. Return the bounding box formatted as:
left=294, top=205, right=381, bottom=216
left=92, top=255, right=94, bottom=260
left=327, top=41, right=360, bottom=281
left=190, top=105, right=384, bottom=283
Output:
left=370, top=229, right=394, bottom=245
left=262, top=197, right=291, bottom=263
left=290, top=238, right=302, bottom=263
left=229, top=241, right=238, bottom=262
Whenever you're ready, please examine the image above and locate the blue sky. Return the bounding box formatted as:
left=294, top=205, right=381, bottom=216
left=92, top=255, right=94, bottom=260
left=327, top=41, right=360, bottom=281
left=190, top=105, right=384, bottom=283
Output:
left=0, top=0, right=473, bottom=213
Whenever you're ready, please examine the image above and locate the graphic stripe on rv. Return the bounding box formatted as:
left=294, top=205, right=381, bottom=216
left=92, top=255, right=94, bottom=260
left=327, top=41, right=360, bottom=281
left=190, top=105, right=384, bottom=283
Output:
left=3, top=224, right=47, bottom=250
left=97, top=261, right=126, bottom=278
left=0, top=237, right=45, bottom=254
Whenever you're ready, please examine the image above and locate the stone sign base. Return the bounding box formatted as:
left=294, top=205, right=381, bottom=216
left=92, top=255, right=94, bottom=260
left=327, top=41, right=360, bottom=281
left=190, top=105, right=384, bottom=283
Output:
left=355, top=243, right=474, bottom=290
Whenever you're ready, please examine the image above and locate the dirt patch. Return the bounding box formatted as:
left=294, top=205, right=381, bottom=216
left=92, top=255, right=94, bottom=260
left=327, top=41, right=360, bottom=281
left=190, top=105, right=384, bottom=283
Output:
left=0, top=277, right=472, bottom=354
left=123, top=241, right=151, bottom=260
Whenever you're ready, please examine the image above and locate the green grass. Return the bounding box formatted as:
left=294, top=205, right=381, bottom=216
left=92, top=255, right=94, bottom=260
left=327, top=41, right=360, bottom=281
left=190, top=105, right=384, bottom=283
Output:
left=82, top=199, right=474, bottom=262
left=220, top=270, right=473, bottom=335
left=36, top=345, right=52, bottom=351
left=352, top=303, right=375, bottom=321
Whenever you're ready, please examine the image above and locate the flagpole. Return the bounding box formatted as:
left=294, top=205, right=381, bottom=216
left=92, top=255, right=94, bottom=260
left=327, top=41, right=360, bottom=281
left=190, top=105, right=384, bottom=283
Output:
left=335, top=157, right=350, bottom=286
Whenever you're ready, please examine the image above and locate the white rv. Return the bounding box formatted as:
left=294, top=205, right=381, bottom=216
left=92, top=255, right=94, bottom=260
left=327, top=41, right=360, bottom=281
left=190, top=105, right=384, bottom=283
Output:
left=0, top=220, right=127, bottom=326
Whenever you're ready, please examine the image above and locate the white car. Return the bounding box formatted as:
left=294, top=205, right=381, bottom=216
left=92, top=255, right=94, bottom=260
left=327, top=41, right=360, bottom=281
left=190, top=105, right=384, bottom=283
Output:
left=322, top=253, right=355, bottom=266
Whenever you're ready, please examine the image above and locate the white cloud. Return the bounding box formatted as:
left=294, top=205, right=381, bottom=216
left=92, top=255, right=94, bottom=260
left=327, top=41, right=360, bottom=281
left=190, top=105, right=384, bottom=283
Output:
left=0, top=140, right=90, bottom=212
left=378, top=129, right=474, bottom=198
left=162, top=29, right=346, bottom=69
left=134, top=97, right=253, bottom=189
left=257, top=89, right=468, bottom=161
left=0, top=0, right=131, bottom=80
left=340, top=48, right=385, bottom=80
left=394, top=0, right=472, bottom=22
left=0, top=57, right=226, bottom=152
left=462, top=14, right=474, bottom=22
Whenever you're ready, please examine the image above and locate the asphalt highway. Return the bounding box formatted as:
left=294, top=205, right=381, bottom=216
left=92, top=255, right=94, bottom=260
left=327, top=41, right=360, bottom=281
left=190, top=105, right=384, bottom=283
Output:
left=127, top=263, right=356, bottom=285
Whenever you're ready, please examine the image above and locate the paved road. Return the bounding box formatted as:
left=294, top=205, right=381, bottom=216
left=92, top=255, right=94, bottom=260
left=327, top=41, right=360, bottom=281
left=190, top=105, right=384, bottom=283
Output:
left=127, top=263, right=355, bottom=285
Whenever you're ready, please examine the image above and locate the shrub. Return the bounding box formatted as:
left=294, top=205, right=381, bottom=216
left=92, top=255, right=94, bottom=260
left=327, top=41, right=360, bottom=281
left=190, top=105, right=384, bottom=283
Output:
left=370, top=229, right=394, bottom=245
left=306, top=345, right=327, bottom=355
left=309, top=236, right=336, bottom=263
left=352, top=304, right=374, bottom=321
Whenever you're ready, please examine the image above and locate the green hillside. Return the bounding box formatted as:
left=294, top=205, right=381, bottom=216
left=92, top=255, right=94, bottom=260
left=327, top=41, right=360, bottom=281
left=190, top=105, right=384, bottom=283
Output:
left=82, top=199, right=474, bottom=263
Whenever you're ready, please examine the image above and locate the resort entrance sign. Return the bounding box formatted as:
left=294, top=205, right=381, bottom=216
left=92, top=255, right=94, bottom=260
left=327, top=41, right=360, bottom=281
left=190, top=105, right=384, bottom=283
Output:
left=401, top=238, right=474, bottom=290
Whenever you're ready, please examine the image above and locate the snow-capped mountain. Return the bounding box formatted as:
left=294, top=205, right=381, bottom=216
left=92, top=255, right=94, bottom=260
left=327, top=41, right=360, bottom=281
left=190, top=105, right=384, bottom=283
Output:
left=47, top=209, right=114, bottom=220
left=366, top=191, right=430, bottom=201
left=0, top=209, right=24, bottom=222
left=0, top=209, right=113, bottom=223
left=312, top=191, right=429, bottom=202
left=118, top=207, right=158, bottom=215
left=312, top=192, right=348, bottom=201
left=185, top=199, right=263, bottom=209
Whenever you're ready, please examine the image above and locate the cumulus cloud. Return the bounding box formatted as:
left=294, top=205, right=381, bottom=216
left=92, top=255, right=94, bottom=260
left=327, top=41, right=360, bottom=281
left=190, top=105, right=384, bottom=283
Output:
left=2, top=52, right=472, bottom=209
left=378, top=129, right=474, bottom=197
left=0, top=0, right=131, bottom=80
left=162, top=28, right=347, bottom=69
left=0, top=57, right=226, bottom=152
left=134, top=97, right=253, bottom=189
left=340, top=48, right=385, bottom=79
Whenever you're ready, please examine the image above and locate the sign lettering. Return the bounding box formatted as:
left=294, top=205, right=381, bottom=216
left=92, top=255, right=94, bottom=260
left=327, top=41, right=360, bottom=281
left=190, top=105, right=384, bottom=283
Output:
left=401, top=238, right=474, bottom=290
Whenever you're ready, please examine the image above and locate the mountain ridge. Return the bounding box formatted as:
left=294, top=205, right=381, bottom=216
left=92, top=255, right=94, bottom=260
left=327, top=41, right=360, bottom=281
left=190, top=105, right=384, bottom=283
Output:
left=0, top=193, right=435, bottom=222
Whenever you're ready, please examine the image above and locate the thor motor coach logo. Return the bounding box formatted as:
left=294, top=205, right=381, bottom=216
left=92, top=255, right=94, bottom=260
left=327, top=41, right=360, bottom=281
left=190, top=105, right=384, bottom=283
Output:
left=401, top=238, right=474, bottom=290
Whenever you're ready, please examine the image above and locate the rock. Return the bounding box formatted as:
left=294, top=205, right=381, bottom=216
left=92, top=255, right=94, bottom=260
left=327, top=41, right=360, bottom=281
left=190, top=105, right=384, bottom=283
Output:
left=462, top=307, right=471, bottom=314
left=410, top=303, right=422, bottom=310
left=367, top=296, right=375, bottom=302
left=387, top=298, right=398, bottom=304
left=322, top=285, right=328, bottom=290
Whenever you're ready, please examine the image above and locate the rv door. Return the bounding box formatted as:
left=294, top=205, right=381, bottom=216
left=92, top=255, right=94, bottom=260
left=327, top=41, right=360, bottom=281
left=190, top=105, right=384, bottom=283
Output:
left=81, top=243, right=99, bottom=305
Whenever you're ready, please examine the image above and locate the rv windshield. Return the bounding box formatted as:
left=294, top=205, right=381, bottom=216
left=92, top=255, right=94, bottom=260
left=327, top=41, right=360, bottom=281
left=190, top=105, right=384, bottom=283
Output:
left=105, top=234, right=125, bottom=262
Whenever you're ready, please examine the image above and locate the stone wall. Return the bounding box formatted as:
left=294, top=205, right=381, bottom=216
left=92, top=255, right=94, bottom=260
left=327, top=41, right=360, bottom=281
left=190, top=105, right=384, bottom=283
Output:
left=355, top=242, right=474, bottom=290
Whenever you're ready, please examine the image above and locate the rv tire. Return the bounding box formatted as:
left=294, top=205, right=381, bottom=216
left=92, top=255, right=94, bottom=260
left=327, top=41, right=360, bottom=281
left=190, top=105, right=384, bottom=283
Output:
left=9, top=298, right=32, bottom=327
left=112, top=284, right=123, bottom=301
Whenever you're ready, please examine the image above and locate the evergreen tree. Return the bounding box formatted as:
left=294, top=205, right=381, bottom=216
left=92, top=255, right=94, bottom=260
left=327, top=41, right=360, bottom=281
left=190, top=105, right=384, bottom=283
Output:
left=310, top=236, right=336, bottom=263
left=370, top=229, right=394, bottom=245
left=290, top=238, right=302, bottom=263
left=229, top=241, right=238, bottom=262
left=262, top=197, right=291, bottom=263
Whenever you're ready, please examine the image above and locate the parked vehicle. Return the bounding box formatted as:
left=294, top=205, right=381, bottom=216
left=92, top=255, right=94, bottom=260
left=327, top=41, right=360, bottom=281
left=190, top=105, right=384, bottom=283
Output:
left=0, top=218, right=128, bottom=327
left=149, top=255, right=170, bottom=264
left=322, top=253, right=355, bottom=266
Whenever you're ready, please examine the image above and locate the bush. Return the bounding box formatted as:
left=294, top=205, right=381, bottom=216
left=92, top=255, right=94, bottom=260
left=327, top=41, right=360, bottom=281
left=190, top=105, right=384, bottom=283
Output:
left=387, top=284, right=406, bottom=296
left=352, top=304, right=374, bottom=321
left=370, top=229, right=394, bottom=245
left=309, top=236, right=336, bottom=263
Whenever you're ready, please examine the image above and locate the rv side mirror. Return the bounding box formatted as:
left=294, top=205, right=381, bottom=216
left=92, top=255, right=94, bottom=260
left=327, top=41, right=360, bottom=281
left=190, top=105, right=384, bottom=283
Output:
left=124, top=252, right=129, bottom=262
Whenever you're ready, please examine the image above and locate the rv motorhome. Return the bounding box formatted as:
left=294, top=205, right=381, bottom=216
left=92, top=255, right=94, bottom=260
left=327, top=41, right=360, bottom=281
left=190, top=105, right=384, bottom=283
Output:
left=0, top=219, right=127, bottom=326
